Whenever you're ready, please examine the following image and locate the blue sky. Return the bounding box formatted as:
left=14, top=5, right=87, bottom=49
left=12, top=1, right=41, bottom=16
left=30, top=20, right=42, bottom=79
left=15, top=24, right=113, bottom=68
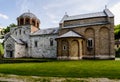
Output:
left=0, top=0, right=120, bottom=29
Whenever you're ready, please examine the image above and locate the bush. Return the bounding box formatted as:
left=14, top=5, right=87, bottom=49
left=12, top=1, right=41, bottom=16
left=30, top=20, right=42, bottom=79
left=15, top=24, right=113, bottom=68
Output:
left=116, top=48, right=120, bottom=57
left=0, top=43, right=4, bottom=57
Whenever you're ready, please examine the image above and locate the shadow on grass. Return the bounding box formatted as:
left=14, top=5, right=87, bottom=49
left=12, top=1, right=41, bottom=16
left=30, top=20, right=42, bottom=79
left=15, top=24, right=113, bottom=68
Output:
left=0, top=58, right=57, bottom=64
left=0, top=57, right=114, bottom=64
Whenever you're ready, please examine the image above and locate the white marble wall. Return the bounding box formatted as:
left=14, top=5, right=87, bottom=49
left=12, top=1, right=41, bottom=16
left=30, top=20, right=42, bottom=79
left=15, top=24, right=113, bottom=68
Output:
left=14, top=43, right=27, bottom=58
left=11, top=25, right=31, bottom=42
left=30, top=34, right=58, bottom=58
left=5, top=25, right=58, bottom=58
left=4, top=37, right=15, bottom=58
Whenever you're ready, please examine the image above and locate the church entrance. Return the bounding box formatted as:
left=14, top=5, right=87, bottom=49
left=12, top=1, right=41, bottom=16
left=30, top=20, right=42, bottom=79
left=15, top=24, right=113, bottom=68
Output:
left=6, top=50, right=14, bottom=58
left=9, top=51, right=13, bottom=58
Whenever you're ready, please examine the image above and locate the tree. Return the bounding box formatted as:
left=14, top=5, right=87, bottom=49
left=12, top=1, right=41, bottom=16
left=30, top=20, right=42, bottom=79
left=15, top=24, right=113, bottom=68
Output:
left=114, top=24, right=120, bottom=40
left=3, top=23, right=16, bottom=34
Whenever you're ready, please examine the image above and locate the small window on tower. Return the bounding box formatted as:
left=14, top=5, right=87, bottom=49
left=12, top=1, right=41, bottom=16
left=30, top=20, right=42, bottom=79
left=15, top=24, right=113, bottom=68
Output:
left=34, top=41, right=38, bottom=47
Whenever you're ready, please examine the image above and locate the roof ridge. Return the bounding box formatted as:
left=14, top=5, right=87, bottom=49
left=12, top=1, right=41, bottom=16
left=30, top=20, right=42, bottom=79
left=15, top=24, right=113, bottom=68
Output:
left=68, top=11, right=103, bottom=17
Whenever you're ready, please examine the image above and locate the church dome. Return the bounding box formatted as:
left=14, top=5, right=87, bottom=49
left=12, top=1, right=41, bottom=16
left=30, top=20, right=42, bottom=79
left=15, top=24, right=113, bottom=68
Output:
left=19, top=12, right=38, bottom=19
left=18, top=12, right=40, bottom=21
left=17, top=12, right=40, bottom=28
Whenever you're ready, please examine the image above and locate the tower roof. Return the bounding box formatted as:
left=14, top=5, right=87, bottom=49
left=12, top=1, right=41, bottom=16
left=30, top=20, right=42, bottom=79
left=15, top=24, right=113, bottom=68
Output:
left=17, top=12, right=40, bottom=22
left=20, top=12, right=37, bottom=18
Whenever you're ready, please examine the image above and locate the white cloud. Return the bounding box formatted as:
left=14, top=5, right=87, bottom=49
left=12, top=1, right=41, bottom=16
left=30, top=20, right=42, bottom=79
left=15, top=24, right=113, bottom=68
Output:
left=42, top=0, right=109, bottom=28
left=110, top=2, right=120, bottom=25
left=15, top=0, right=115, bottom=28
left=0, top=13, right=9, bottom=19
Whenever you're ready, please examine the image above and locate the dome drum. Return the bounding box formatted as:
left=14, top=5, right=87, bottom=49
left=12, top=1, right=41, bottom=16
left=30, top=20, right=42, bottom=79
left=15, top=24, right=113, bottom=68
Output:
left=17, top=12, right=40, bottom=28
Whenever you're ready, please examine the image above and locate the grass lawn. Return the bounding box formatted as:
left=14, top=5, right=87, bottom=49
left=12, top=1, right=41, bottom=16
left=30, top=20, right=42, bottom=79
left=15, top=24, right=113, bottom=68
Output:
left=0, top=60, right=120, bottom=79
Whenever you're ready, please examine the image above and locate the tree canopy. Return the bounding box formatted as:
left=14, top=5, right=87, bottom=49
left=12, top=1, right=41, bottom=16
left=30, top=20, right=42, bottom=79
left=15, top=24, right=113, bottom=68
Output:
left=114, top=24, right=120, bottom=40
left=3, top=23, right=16, bottom=34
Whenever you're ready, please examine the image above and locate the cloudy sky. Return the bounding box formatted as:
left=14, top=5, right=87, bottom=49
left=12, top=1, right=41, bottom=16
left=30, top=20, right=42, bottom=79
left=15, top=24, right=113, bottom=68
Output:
left=0, top=0, right=120, bottom=29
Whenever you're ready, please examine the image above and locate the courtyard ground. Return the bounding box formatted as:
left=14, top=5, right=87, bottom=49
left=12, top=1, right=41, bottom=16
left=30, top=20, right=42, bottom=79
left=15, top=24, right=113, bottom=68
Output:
left=0, top=59, right=120, bottom=81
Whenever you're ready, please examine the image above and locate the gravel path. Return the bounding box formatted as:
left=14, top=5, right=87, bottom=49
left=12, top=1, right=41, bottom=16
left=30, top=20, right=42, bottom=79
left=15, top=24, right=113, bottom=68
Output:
left=0, top=74, right=120, bottom=82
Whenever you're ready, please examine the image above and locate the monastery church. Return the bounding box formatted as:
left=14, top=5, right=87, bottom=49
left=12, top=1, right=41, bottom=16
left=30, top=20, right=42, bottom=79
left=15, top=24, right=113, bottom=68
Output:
left=4, top=8, right=115, bottom=59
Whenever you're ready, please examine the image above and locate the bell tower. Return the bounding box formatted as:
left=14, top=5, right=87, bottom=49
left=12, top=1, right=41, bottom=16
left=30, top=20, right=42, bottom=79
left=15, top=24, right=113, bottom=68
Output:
left=17, top=11, right=40, bottom=33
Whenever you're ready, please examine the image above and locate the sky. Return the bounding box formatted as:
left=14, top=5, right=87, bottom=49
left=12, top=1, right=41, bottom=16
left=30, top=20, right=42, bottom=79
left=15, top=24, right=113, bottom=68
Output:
left=0, top=0, right=120, bottom=29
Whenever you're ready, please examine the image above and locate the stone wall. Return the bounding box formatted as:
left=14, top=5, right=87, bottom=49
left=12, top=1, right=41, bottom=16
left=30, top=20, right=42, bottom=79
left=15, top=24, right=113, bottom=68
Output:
left=31, top=25, right=39, bottom=33
left=58, top=16, right=115, bottom=59
left=11, top=25, right=31, bottom=42
left=63, top=17, right=107, bottom=27
left=29, top=34, right=58, bottom=58
left=57, top=37, right=83, bottom=60
left=4, top=37, right=15, bottom=58
left=14, top=43, right=27, bottom=58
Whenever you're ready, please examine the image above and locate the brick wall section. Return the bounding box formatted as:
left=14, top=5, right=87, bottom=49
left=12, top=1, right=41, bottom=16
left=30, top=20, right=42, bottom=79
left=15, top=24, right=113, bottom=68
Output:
left=58, top=16, right=115, bottom=59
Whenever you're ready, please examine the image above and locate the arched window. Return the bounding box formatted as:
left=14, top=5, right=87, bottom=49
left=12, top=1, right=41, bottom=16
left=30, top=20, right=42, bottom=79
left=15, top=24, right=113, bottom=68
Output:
left=20, top=18, right=24, bottom=25
left=25, top=18, right=30, bottom=24
left=37, top=22, right=39, bottom=28
left=50, top=38, right=53, bottom=46
left=63, top=45, right=67, bottom=50
left=32, top=20, right=35, bottom=26
left=87, top=38, right=93, bottom=48
left=19, top=29, right=21, bottom=35
left=34, top=41, right=38, bottom=47
left=23, top=31, right=25, bottom=34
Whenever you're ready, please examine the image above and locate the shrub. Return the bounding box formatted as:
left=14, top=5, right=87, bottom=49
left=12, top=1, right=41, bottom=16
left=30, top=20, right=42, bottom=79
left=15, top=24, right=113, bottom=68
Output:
left=116, top=48, right=120, bottom=57
left=0, top=43, right=4, bottom=57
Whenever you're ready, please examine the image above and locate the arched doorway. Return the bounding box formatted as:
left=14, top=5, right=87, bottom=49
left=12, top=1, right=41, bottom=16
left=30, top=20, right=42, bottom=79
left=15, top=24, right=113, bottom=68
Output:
left=6, top=44, right=14, bottom=58
left=71, top=40, right=79, bottom=58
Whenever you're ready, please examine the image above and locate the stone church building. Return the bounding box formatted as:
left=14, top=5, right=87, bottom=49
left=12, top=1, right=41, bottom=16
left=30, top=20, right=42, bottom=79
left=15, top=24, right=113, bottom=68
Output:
left=4, top=8, right=115, bottom=59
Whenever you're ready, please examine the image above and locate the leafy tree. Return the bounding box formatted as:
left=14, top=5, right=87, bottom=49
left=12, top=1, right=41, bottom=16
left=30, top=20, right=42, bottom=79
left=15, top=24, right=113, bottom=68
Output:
left=114, top=24, right=120, bottom=40
left=3, top=23, right=16, bottom=34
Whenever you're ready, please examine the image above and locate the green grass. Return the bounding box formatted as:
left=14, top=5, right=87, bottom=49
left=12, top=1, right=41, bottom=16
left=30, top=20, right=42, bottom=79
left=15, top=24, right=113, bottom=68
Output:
left=0, top=60, right=120, bottom=79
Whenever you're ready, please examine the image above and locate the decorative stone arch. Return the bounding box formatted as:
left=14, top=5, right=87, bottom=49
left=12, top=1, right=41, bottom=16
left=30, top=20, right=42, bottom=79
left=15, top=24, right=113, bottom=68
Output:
left=99, top=27, right=110, bottom=55
left=37, top=22, right=39, bottom=28
left=85, top=27, right=95, bottom=38
left=32, top=19, right=36, bottom=26
left=6, top=44, right=14, bottom=58
left=85, top=27, right=95, bottom=55
left=25, top=17, right=30, bottom=25
left=61, top=39, right=69, bottom=57
left=71, top=40, right=79, bottom=58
